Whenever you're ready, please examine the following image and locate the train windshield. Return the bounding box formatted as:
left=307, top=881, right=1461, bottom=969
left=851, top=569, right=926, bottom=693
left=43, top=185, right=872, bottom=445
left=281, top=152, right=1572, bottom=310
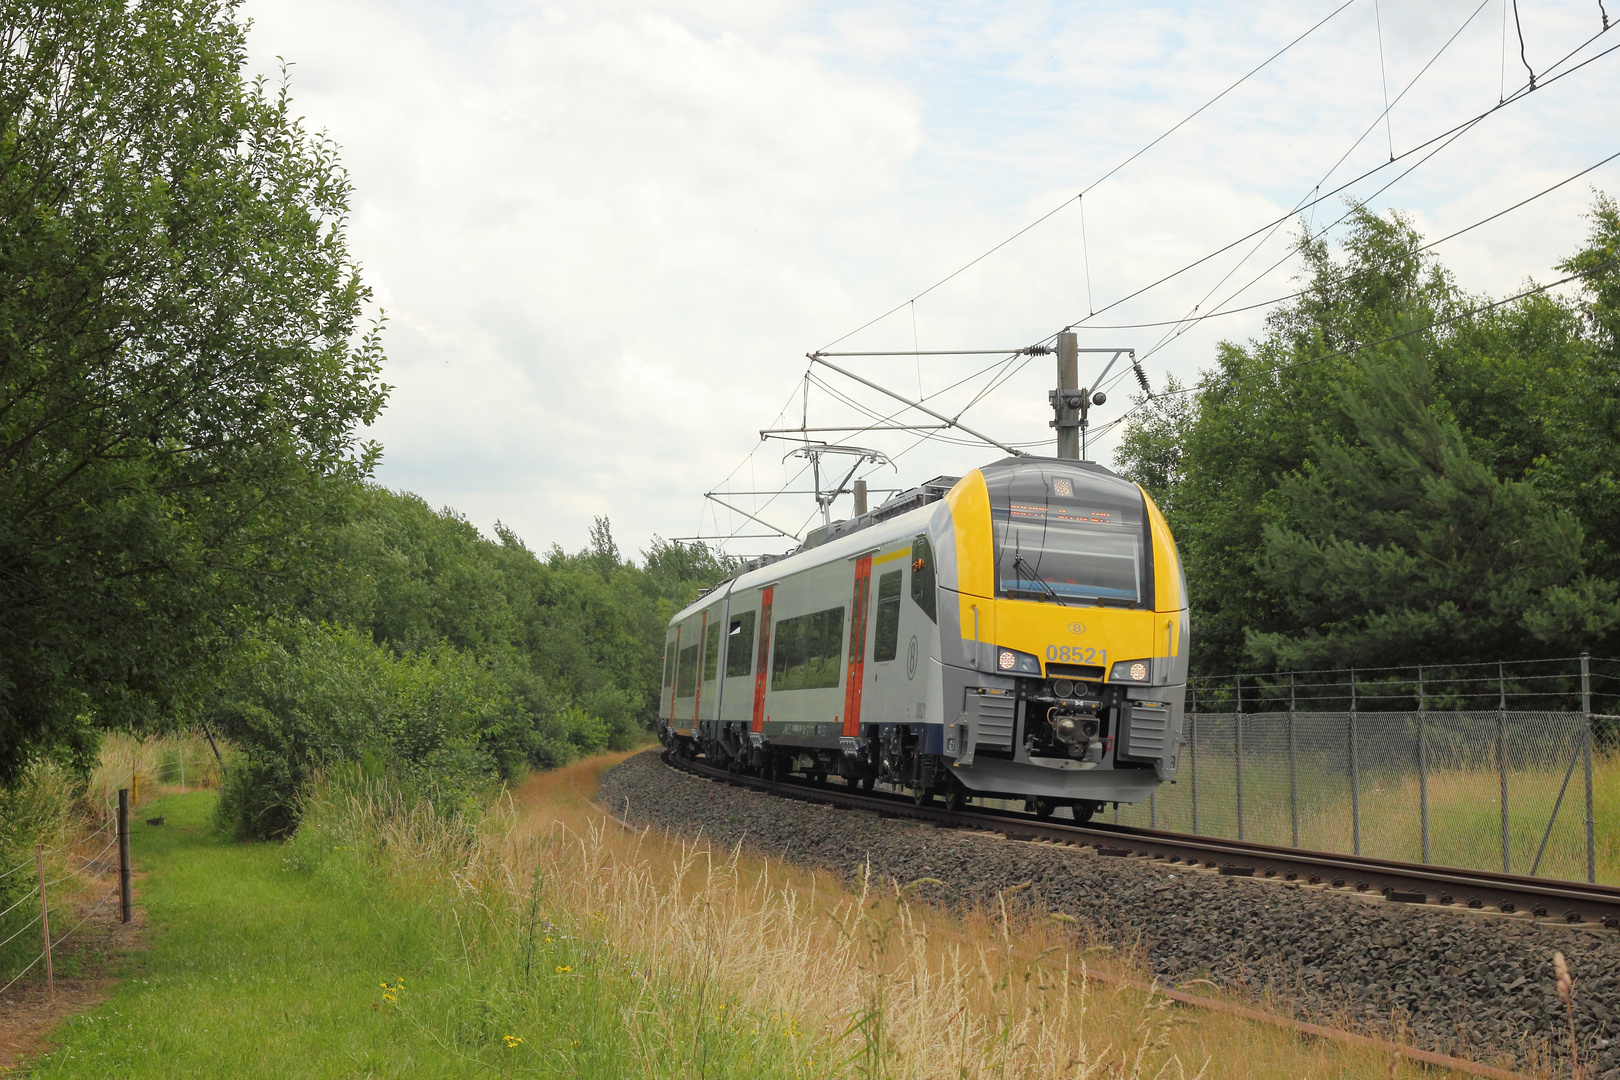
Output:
left=987, top=464, right=1150, bottom=606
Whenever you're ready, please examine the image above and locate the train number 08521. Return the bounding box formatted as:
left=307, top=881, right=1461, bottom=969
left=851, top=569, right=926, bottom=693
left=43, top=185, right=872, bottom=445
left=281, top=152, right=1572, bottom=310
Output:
left=1045, top=645, right=1105, bottom=664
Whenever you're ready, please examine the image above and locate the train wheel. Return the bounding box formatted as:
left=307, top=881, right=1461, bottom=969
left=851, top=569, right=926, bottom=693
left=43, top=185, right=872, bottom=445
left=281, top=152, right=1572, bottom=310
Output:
left=1032, top=796, right=1057, bottom=820
left=912, top=786, right=934, bottom=807
left=943, top=786, right=965, bottom=812
left=859, top=776, right=875, bottom=793
left=1071, top=800, right=1098, bottom=823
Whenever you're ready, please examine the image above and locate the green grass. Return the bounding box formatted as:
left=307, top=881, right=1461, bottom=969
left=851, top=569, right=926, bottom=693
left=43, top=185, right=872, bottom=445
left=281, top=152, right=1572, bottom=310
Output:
left=1113, top=749, right=1620, bottom=883
left=25, top=788, right=814, bottom=1079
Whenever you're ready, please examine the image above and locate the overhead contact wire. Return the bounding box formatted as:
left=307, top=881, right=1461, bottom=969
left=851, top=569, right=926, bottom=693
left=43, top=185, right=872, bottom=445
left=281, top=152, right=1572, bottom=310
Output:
left=816, top=0, right=1358, bottom=353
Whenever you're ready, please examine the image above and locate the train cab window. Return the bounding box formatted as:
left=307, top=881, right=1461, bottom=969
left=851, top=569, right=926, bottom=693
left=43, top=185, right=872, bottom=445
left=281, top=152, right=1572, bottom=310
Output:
left=703, top=621, right=721, bottom=681
left=873, top=570, right=902, bottom=661
left=910, top=536, right=937, bottom=623
left=676, top=643, right=700, bottom=698
left=771, top=606, right=845, bottom=691
left=663, top=641, right=676, bottom=687
left=726, top=612, right=755, bottom=677
left=989, top=466, right=1149, bottom=607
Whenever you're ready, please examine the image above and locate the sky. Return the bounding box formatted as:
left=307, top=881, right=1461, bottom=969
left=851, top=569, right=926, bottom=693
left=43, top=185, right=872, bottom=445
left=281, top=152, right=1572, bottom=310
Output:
left=241, top=0, right=1620, bottom=561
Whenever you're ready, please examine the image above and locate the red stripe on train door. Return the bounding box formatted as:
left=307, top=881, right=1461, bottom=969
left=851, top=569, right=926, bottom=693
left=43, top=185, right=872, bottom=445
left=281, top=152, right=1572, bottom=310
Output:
left=752, top=587, right=773, bottom=734
left=843, top=555, right=872, bottom=737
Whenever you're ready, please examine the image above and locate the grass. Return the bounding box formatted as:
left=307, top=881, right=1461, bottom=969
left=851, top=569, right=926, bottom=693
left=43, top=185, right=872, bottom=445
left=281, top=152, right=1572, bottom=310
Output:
left=22, top=766, right=815, bottom=1079
left=19, top=750, right=1505, bottom=1079
left=1115, top=744, right=1620, bottom=884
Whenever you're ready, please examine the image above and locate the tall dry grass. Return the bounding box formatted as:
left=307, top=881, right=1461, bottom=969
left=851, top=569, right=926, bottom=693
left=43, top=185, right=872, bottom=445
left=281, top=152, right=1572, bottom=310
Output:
left=1115, top=748, right=1620, bottom=884
left=291, top=754, right=1486, bottom=1080
left=85, top=730, right=227, bottom=818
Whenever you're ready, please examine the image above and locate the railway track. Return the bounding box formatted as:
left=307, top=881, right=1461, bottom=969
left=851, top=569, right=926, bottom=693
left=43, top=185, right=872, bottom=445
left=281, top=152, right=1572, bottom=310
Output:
left=665, top=750, right=1620, bottom=930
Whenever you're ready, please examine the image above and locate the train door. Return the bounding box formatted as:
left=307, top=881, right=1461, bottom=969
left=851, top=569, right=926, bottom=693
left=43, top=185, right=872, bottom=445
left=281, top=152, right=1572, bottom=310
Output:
left=720, top=590, right=759, bottom=729
left=672, top=614, right=702, bottom=737
left=863, top=546, right=910, bottom=725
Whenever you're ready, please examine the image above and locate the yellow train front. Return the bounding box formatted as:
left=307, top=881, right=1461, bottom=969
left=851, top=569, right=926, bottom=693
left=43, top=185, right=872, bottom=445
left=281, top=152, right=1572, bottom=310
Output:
left=660, top=456, right=1189, bottom=820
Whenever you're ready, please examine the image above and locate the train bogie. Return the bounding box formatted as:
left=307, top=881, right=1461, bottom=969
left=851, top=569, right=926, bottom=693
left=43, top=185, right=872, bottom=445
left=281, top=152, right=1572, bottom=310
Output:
left=659, top=457, right=1188, bottom=816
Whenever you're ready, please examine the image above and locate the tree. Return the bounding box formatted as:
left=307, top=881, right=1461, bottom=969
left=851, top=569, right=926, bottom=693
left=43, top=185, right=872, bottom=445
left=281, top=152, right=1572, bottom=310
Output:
left=0, top=0, right=386, bottom=780
left=1114, top=198, right=1620, bottom=673
left=1247, top=338, right=1619, bottom=669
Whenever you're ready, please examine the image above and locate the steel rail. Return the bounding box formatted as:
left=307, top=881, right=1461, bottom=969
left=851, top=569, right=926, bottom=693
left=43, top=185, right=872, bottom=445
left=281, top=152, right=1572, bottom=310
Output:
left=664, top=752, right=1620, bottom=929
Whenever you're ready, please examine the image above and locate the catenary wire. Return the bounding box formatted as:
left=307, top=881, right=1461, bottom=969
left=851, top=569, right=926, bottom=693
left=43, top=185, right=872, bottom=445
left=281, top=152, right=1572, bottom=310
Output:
left=712, top=16, right=1619, bottom=537
left=1135, top=143, right=1620, bottom=367
left=1137, top=0, right=1493, bottom=364
left=816, top=0, right=1359, bottom=353
left=1058, top=22, right=1618, bottom=336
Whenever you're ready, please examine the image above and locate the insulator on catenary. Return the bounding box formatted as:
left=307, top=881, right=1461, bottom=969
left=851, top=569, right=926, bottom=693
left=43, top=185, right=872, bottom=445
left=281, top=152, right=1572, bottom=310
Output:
left=1133, top=359, right=1152, bottom=397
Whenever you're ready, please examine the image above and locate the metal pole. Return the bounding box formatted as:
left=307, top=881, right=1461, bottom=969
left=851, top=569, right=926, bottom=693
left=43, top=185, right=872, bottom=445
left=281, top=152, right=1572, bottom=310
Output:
left=1499, top=662, right=1511, bottom=875
left=1582, top=653, right=1595, bottom=884
left=853, top=479, right=868, bottom=516
left=1350, top=668, right=1361, bottom=856
left=1056, top=333, right=1080, bottom=460
left=1150, top=791, right=1157, bottom=829
left=36, top=844, right=52, bottom=994
left=1190, top=705, right=1200, bottom=835
left=1418, top=666, right=1430, bottom=864
left=119, top=789, right=132, bottom=924
left=1288, top=672, right=1299, bottom=849
left=1235, top=675, right=1245, bottom=841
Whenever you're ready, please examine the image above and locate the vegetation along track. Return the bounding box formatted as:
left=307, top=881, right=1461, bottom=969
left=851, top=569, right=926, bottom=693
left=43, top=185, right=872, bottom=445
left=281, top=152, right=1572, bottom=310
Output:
left=598, top=749, right=1620, bottom=1077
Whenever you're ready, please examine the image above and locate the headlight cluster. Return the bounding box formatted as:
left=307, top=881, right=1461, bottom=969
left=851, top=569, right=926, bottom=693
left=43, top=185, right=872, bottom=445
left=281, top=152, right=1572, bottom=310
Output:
left=995, top=646, right=1042, bottom=675
left=1109, top=659, right=1153, bottom=683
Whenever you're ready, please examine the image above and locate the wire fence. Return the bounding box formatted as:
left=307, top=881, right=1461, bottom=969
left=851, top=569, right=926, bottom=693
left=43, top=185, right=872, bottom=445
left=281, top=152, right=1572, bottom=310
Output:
left=1113, top=654, right=1617, bottom=885
left=0, top=775, right=140, bottom=1000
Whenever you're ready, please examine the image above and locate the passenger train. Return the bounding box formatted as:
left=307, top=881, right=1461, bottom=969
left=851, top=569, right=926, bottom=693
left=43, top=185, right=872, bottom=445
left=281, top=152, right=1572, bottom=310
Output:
left=658, top=456, right=1189, bottom=819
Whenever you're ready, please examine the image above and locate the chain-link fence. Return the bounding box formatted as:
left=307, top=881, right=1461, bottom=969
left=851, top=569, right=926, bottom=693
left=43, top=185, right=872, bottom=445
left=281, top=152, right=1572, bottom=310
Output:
left=1111, top=654, right=1620, bottom=886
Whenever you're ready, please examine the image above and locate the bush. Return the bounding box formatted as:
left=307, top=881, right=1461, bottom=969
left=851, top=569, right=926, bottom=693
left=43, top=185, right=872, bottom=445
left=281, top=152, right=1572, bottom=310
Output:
left=211, top=621, right=510, bottom=839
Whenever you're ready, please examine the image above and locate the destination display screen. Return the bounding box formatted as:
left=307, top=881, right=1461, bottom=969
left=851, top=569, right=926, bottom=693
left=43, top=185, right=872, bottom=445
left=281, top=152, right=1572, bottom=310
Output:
left=986, top=464, right=1149, bottom=606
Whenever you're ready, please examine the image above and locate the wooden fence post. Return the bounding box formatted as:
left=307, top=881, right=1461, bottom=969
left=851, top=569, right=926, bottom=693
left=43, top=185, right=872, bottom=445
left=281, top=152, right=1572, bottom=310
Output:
left=119, top=789, right=132, bottom=924
left=35, top=844, right=52, bottom=995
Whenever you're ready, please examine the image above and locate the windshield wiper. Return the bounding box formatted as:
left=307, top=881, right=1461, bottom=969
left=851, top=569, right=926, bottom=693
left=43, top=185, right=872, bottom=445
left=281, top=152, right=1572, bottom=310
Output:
left=1012, top=552, right=1068, bottom=607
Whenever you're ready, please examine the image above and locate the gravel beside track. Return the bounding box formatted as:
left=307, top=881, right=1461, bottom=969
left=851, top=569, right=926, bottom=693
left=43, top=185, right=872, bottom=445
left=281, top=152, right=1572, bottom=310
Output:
left=600, top=749, right=1619, bottom=1076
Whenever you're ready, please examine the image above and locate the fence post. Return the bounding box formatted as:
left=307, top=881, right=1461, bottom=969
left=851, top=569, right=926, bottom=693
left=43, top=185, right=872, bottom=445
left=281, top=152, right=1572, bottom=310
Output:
left=1582, top=653, right=1595, bottom=884
left=1190, top=705, right=1200, bottom=835
left=1288, top=672, right=1299, bottom=848
left=1418, top=665, right=1430, bottom=864
left=1350, top=667, right=1361, bottom=856
left=1235, top=675, right=1245, bottom=842
left=1498, top=662, right=1511, bottom=875
left=119, top=788, right=132, bottom=924
left=36, top=844, right=52, bottom=995
left=1150, top=791, right=1157, bottom=829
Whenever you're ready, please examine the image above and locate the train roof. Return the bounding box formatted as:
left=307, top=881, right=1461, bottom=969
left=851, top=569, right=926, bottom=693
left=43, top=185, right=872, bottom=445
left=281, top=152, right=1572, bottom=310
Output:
left=676, top=456, right=1136, bottom=621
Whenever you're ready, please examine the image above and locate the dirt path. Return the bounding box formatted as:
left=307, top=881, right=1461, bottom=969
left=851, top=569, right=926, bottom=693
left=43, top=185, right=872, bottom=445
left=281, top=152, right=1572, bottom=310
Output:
left=0, top=874, right=144, bottom=1073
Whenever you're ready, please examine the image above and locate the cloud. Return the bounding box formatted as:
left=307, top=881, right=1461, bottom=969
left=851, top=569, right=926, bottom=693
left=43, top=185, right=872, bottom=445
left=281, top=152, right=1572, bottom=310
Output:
left=242, top=0, right=1620, bottom=557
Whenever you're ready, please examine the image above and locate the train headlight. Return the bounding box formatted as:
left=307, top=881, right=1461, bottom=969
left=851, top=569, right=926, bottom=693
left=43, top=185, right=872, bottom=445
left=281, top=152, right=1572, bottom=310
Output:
left=994, top=647, right=1041, bottom=675
left=1109, top=659, right=1152, bottom=683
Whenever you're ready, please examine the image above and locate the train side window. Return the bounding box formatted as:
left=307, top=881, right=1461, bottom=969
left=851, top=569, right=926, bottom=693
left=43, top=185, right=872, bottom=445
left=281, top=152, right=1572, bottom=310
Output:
left=771, top=606, right=845, bottom=690
left=873, top=571, right=902, bottom=661
left=910, top=536, right=937, bottom=623
left=726, top=611, right=755, bottom=677
left=663, top=641, right=676, bottom=687
left=676, top=643, right=700, bottom=697
left=703, top=621, right=721, bottom=681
